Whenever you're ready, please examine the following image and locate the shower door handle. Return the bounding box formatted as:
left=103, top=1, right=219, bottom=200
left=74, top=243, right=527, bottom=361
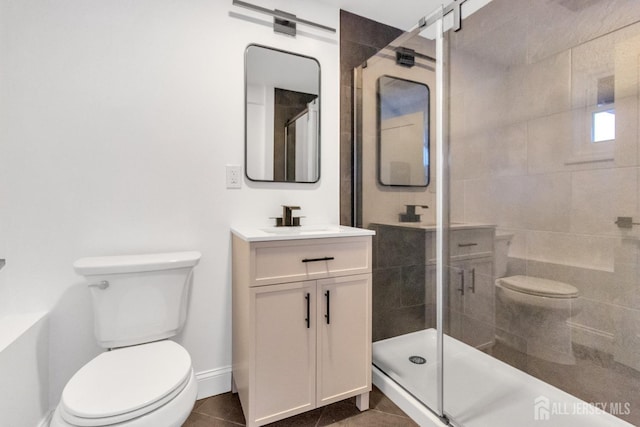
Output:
left=457, top=269, right=465, bottom=296
left=468, top=268, right=476, bottom=293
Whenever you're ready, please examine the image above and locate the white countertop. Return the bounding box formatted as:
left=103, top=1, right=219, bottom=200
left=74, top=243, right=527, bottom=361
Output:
left=231, top=224, right=375, bottom=242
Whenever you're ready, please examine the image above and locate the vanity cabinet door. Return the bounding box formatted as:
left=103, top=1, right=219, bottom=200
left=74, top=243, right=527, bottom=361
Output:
left=448, top=258, right=494, bottom=349
left=316, top=274, right=371, bottom=406
left=462, top=257, right=495, bottom=349
left=252, top=281, right=316, bottom=424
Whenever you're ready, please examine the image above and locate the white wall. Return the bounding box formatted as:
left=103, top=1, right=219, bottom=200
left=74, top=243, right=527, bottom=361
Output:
left=0, top=0, right=340, bottom=410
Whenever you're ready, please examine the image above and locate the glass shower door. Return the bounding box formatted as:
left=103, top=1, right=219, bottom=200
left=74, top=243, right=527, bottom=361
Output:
left=355, top=6, right=448, bottom=422
left=443, top=0, right=640, bottom=426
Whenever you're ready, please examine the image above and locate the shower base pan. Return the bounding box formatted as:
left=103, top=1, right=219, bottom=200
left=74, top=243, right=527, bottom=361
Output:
left=373, top=329, right=632, bottom=427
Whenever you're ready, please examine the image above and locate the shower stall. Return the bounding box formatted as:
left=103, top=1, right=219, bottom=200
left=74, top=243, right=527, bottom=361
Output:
left=352, top=0, right=640, bottom=425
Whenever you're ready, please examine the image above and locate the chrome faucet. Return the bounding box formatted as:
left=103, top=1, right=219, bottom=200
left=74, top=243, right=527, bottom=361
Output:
left=274, top=205, right=302, bottom=227
left=399, top=204, right=428, bottom=222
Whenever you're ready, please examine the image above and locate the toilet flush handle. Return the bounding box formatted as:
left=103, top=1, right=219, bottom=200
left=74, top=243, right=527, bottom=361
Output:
left=89, top=280, right=109, bottom=290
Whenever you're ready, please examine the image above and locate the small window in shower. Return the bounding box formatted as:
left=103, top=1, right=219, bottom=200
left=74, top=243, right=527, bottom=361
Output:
left=591, top=75, right=615, bottom=143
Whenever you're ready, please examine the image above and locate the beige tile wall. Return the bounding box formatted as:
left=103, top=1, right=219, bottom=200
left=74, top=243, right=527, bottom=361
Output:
left=450, top=1, right=640, bottom=368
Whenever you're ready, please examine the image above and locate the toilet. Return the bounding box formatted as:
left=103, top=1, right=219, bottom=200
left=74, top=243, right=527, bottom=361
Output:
left=50, top=251, right=201, bottom=427
left=493, top=234, right=581, bottom=364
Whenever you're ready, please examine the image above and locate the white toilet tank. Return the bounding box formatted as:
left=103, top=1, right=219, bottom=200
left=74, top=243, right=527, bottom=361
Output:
left=74, top=251, right=201, bottom=349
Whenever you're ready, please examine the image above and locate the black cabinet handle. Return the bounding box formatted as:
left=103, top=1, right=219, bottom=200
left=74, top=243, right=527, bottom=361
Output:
left=469, top=268, right=476, bottom=293
left=302, top=256, right=335, bottom=263
left=304, top=293, right=310, bottom=328
left=458, top=243, right=478, bottom=247
left=457, top=269, right=465, bottom=296
left=325, top=290, right=330, bottom=324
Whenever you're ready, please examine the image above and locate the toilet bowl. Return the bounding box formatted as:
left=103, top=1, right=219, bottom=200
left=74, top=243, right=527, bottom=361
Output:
left=493, top=234, right=580, bottom=364
left=51, top=252, right=201, bottom=427
left=496, top=275, right=581, bottom=365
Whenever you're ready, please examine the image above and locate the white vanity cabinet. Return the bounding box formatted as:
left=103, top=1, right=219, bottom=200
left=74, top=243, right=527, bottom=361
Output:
left=231, top=227, right=374, bottom=427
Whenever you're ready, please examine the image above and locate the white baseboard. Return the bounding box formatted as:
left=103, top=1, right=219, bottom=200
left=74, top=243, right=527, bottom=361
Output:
left=195, top=366, right=232, bottom=400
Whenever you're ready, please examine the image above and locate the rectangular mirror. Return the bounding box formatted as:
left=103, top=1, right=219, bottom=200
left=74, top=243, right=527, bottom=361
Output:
left=377, top=75, right=430, bottom=187
left=245, top=44, right=320, bottom=183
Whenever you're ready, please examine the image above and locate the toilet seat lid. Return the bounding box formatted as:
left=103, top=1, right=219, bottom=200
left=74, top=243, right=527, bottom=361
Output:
left=61, top=340, right=192, bottom=422
left=499, top=275, right=579, bottom=298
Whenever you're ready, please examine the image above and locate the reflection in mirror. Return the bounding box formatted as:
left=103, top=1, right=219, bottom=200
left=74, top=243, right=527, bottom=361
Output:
left=245, top=45, right=320, bottom=183
left=377, top=75, right=430, bottom=187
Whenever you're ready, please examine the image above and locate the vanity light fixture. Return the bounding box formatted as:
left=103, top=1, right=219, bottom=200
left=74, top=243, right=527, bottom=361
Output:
left=231, top=0, right=336, bottom=36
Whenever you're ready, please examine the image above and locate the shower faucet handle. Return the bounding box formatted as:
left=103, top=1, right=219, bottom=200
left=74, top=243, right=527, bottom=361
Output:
left=615, top=216, right=640, bottom=229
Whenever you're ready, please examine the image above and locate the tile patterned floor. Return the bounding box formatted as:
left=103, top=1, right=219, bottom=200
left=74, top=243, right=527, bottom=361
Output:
left=183, top=386, right=418, bottom=427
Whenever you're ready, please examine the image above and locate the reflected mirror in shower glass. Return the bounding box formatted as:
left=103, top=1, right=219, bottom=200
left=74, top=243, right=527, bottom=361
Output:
left=245, top=44, right=320, bottom=183
left=377, top=75, right=430, bottom=187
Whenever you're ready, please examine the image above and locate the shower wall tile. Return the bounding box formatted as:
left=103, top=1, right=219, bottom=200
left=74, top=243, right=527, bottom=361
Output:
left=570, top=29, right=616, bottom=110
left=374, top=226, right=425, bottom=268
left=526, top=111, right=573, bottom=175
left=458, top=123, right=527, bottom=180
left=400, top=264, right=426, bottom=307
left=613, top=306, right=640, bottom=371
left=464, top=176, right=528, bottom=229
left=449, top=92, right=466, bottom=142
left=570, top=167, right=639, bottom=236
left=615, top=95, right=640, bottom=168
left=514, top=50, right=572, bottom=122
left=450, top=180, right=465, bottom=224
left=372, top=267, right=401, bottom=314
left=339, top=10, right=402, bottom=226
left=373, top=304, right=430, bottom=342
left=524, top=172, right=572, bottom=232
left=570, top=298, right=616, bottom=336
left=462, top=74, right=507, bottom=135
left=614, top=238, right=640, bottom=266
left=505, top=256, right=527, bottom=277
left=460, top=315, right=495, bottom=349
left=526, top=231, right=616, bottom=272
left=340, top=11, right=403, bottom=52
left=525, top=0, right=640, bottom=64
left=449, top=130, right=466, bottom=182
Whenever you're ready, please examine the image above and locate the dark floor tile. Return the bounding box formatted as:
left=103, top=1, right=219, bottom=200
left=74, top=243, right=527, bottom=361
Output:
left=187, top=387, right=416, bottom=427
left=183, top=412, right=244, bottom=427
left=193, top=393, right=246, bottom=425
left=328, top=410, right=418, bottom=427
left=317, top=399, right=362, bottom=426
left=369, top=386, right=407, bottom=417
left=264, top=407, right=324, bottom=427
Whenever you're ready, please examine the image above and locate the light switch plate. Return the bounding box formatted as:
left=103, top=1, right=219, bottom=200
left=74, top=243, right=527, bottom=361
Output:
left=226, top=165, right=242, bottom=189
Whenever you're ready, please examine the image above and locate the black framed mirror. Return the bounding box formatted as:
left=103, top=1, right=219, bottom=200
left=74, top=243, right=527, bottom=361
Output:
left=245, top=44, right=320, bottom=183
left=377, top=75, right=430, bottom=187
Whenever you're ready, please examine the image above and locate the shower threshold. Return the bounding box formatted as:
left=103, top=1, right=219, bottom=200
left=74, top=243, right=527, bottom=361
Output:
left=373, top=329, right=633, bottom=427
